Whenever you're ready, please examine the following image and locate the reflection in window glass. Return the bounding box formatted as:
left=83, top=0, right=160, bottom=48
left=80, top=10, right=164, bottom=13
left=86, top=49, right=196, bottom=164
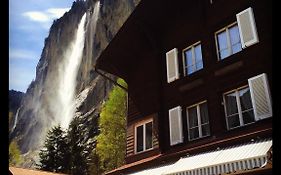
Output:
left=136, top=125, right=143, bottom=152
left=229, top=25, right=242, bottom=54
left=187, top=102, right=210, bottom=140
left=224, top=87, right=255, bottom=129
left=136, top=121, right=153, bottom=153
left=184, top=43, right=203, bottom=75
left=145, top=122, right=153, bottom=150
left=216, top=23, right=242, bottom=60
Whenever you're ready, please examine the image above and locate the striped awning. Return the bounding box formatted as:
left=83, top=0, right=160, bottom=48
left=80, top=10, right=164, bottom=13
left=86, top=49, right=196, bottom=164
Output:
left=129, top=163, right=174, bottom=175
left=127, top=139, right=272, bottom=175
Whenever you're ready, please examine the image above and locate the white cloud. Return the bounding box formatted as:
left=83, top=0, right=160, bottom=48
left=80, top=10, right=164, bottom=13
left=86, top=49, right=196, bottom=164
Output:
left=23, top=11, right=50, bottom=22
left=46, top=8, right=70, bottom=18
left=9, top=49, right=38, bottom=60
left=22, top=7, right=70, bottom=23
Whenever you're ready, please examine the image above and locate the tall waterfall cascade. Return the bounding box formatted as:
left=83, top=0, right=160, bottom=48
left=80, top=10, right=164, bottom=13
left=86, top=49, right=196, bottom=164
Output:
left=57, top=13, right=87, bottom=129
left=55, top=1, right=100, bottom=129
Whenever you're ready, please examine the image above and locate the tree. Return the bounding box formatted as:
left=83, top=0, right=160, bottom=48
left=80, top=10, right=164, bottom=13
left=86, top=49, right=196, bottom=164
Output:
left=96, top=78, right=127, bottom=172
left=9, top=140, right=22, bottom=165
left=38, top=125, right=69, bottom=173
left=67, top=113, right=100, bottom=175
left=67, top=117, right=89, bottom=175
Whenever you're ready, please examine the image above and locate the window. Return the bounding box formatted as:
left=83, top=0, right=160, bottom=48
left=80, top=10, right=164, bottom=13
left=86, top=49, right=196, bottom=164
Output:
left=215, top=7, right=259, bottom=60
left=216, top=23, right=242, bottom=60
left=224, top=74, right=272, bottom=130
left=183, top=42, right=203, bottom=75
left=135, top=120, right=153, bottom=153
left=224, top=86, right=255, bottom=129
left=186, top=101, right=210, bottom=140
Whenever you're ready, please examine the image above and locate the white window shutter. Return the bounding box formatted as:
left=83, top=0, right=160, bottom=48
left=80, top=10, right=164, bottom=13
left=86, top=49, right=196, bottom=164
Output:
left=169, top=106, right=183, bottom=146
left=236, top=7, right=259, bottom=49
left=248, top=73, right=272, bottom=120
left=166, top=48, right=179, bottom=83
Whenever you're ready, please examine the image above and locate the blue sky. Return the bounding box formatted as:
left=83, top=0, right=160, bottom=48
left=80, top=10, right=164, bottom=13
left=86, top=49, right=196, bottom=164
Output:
left=9, top=0, right=75, bottom=92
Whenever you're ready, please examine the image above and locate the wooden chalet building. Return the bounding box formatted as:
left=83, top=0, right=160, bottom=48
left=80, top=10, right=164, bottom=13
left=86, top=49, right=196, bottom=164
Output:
left=95, top=0, right=272, bottom=174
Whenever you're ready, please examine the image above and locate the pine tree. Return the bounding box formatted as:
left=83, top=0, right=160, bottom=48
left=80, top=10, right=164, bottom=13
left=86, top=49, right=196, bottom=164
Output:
left=38, top=125, right=69, bottom=173
left=96, top=78, right=127, bottom=172
left=67, top=117, right=88, bottom=175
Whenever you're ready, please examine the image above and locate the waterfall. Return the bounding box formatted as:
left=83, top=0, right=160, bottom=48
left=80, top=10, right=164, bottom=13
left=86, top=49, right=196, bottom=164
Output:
left=56, top=1, right=100, bottom=129
left=56, top=13, right=87, bottom=129
left=11, top=106, right=22, bottom=132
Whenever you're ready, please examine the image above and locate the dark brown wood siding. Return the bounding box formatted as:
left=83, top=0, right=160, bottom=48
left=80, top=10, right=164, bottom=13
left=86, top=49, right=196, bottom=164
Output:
left=125, top=111, right=160, bottom=163
left=158, top=0, right=272, bottom=154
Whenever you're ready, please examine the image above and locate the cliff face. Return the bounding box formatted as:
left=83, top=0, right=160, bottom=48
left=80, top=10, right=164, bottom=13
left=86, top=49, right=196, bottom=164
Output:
left=9, top=90, right=24, bottom=132
left=10, top=0, right=140, bottom=165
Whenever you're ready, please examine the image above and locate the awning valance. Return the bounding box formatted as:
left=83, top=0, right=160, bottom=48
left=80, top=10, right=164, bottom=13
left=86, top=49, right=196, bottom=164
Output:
left=127, top=139, right=272, bottom=175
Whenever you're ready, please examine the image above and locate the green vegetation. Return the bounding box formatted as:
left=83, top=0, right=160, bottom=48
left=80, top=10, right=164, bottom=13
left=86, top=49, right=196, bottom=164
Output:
left=38, top=125, right=69, bottom=173
left=38, top=78, right=128, bottom=174
left=9, top=141, right=22, bottom=166
left=96, top=78, right=127, bottom=172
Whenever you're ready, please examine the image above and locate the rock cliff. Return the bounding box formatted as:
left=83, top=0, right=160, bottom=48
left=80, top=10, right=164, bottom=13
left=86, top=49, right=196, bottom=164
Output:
left=10, top=0, right=140, bottom=167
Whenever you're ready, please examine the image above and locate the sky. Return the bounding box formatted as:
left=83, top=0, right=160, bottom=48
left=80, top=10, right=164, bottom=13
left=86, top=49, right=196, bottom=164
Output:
left=9, top=0, right=75, bottom=93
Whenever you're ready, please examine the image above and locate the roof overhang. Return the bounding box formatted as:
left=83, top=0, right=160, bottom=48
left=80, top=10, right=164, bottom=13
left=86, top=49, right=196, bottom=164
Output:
left=95, top=0, right=196, bottom=114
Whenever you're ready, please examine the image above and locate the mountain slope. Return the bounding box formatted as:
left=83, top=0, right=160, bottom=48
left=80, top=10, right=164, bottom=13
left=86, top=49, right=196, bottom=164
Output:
left=9, top=0, right=140, bottom=168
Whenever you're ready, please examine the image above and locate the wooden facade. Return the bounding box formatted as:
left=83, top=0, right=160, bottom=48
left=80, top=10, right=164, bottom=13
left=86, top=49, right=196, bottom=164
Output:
left=96, top=0, right=272, bottom=174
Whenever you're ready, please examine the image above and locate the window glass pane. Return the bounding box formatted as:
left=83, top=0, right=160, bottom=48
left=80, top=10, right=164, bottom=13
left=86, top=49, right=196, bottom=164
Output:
left=185, top=49, right=193, bottom=66
left=217, top=31, right=228, bottom=51
left=239, top=87, right=253, bottom=111
left=229, top=25, right=241, bottom=45
left=145, top=122, right=153, bottom=150
left=219, top=49, right=229, bottom=59
left=188, top=107, right=198, bottom=127
left=189, top=127, right=199, bottom=140
left=136, top=125, right=143, bottom=152
left=195, top=45, right=203, bottom=71
left=232, top=43, right=242, bottom=54
left=242, top=110, right=255, bottom=124
left=196, top=61, right=203, bottom=71
left=201, top=124, right=210, bottom=137
left=225, top=92, right=238, bottom=116
left=185, top=49, right=193, bottom=74
left=199, top=103, right=209, bottom=124
left=187, top=65, right=195, bottom=75
left=227, top=115, right=240, bottom=129
left=229, top=25, right=242, bottom=54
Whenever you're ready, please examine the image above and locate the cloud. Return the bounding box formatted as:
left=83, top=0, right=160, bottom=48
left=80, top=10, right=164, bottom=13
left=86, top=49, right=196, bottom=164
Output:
left=47, top=8, right=70, bottom=18
left=22, top=7, right=70, bottom=23
left=9, top=49, right=38, bottom=60
left=22, top=11, right=50, bottom=22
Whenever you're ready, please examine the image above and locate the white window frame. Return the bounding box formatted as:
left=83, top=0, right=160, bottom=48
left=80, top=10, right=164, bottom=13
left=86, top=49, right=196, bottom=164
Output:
left=215, top=22, right=242, bottom=60
left=134, top=119, right=153, bottom=154
left=223, top=85, right=255, bottom=130
left=186, top=100, right=210, bottom=141
left=182, top=41, right=203, bottom=76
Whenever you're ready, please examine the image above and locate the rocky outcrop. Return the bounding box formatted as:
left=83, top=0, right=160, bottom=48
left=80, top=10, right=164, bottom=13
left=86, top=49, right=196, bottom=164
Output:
left=10, top=0, right=141, bottom=168
left=9, top=90, right=24, bottom=132
left=9, top=90, right=24, bottom=112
